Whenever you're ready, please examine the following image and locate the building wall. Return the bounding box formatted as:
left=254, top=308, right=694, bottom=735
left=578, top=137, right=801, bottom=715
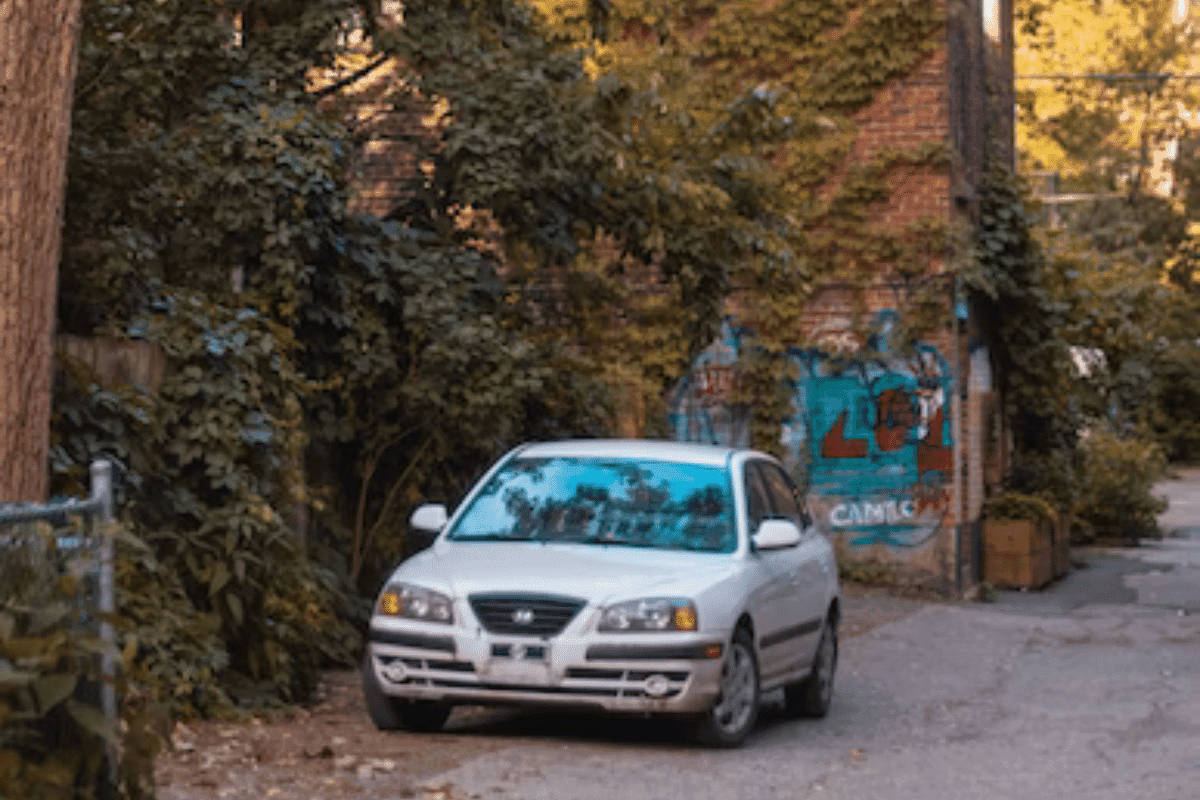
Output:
left=671, top=0, right=1010, bottom=589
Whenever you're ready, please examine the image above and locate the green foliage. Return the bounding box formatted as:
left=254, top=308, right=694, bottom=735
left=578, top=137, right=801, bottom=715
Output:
left=977, top=168, right=1189, bottom=534
left=981, top=491, right=1058, bottom=524
left=1038, top=201, right=1189, bottom=433
left=1149, top=233, right=1200, bottom=463
left=0, top=523, right=156, bottom=800
left=52, top=341, right=359, bottom=710
left=1148, top=334, right=1200, bottom=463
left=295, top=215, right=611, bottom=586
left=969, top=164, right=1081, bottom=505
left=111, top=531, right=232, bottom=719
left=1015, top=0, right=1200, bottom=184
left=534, top=0, right=950, bottom=455
left=1016, top=0, right=1200, bottom=468
left=57, top=0, right=611, bottom=710
left=1073, top=427, right=1168, bottom=542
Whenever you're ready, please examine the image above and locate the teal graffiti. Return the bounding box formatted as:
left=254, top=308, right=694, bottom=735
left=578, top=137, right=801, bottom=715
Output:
left=670, top=313, right=954, bottom=549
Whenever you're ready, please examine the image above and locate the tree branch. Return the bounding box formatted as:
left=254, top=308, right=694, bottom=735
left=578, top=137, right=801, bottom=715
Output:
left=310, top=53, right=390, bottom=101
left=352, top=434, right=434, bottom=581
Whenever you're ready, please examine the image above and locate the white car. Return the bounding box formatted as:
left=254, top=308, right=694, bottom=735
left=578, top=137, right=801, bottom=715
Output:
left=362, top=439, right=840, bottom=747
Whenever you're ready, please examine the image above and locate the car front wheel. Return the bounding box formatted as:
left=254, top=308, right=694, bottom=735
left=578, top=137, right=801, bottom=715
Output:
left=692, top=627, right=760, bottom=748
left=362, top=652, right=452, bottom=732
left=783, top=615, right=837, bottom=718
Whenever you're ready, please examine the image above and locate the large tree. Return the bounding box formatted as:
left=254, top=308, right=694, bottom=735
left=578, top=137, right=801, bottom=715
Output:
left=1016, top=0, right=1200, bottom=192
left=1016, top=0, right=1200, bottom=461
left=0, top=0, right=83, bottom=501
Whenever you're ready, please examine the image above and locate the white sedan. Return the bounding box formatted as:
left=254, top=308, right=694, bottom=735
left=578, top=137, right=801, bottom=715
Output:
left=362, top=439, right=840, bottom=747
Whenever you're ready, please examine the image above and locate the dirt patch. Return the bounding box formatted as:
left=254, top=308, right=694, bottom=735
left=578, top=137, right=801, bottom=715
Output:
left=155, top=587, right=929, bottom=800
left=155, top=675, right=510, bottom=800
left=839, top=580, right=935, bottom=638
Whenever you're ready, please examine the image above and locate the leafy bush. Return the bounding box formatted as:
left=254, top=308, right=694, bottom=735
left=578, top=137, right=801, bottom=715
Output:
left=1073, top=427, right=1168, bottom=542
left=981, top=492, right=1058, bottom=524
left=0, top=523, right=156, bottom=800
left=51, top=353, right=360, bottom=716
left=111, top=530, right=231, bottom=720
left=1149, top=337, right=1200, bottom=464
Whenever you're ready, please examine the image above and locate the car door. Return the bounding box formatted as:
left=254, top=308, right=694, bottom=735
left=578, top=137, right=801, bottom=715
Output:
left=757, top=462, right=827, bottom=672
left=742, top=460, right=805, bottom=683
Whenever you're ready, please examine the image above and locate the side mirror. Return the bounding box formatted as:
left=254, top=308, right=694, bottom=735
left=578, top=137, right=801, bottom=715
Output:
left=753, top=519, right=802, bottom=551
left=410, top=503, right=448, bottom=533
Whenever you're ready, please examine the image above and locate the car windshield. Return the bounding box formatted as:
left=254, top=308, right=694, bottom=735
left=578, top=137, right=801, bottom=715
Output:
left=447, top=456, right=737, bottom=553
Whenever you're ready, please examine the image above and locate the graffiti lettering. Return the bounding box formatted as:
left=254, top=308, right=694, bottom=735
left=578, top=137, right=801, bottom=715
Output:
left=916, top=405, right=952, bottom=474
left=696, top=365, right=736, bottom=399
left=830, top=499, right=915, bottom=528
left=875, top=388, right=916, bottom=452
left=914, top=481, right=951, bottom=513
left=821, top=411, right=868, bottom=459
left=671, top=312, right=957, bottom=551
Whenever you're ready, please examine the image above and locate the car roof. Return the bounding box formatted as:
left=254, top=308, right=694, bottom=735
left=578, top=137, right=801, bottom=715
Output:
left=515, top=439, right=740, bottom=468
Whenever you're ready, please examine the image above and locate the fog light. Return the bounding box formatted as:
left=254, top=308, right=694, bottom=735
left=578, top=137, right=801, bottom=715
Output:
left=644, top=674, right=670, bottom=698
left=381, top=662, right=408, bottom=683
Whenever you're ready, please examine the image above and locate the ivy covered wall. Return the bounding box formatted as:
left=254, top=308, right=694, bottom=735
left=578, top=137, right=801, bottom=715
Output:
left=667, top=0, right=1014, bottom=588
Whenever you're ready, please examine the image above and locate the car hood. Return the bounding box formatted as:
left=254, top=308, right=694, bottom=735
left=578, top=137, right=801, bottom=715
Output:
left=394, top=541, right=739, bottom=604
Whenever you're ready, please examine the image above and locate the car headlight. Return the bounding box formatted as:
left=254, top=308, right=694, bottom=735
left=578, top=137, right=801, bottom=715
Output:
left=376, top=583, right=454, bottom=624
left=598, top=598, right=698, bottom=632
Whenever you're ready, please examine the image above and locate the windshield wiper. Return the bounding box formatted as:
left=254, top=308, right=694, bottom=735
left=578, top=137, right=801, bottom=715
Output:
left=452, top=533, right=535, bottom=542
left=579, top=534, right=660, bottom=548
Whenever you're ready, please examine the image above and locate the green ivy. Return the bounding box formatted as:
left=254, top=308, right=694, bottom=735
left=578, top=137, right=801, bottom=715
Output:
left=968, top=164, right=1082, bottom=506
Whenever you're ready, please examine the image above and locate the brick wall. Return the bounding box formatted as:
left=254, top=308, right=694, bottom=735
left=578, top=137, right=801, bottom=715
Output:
left=671, top=2, right=1010, bottom=591
left=333, top=55, right=439, bottom=220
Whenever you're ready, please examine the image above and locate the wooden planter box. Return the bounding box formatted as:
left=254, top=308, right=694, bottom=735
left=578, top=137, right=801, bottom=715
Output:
left=983, top=518, right=1054, bottom=589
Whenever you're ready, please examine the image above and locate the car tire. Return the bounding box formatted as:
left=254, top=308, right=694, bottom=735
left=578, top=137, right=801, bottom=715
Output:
left=783, top=614, right=837, bottom=718
left=362, top=651, right=404, bottom=730
left=691, top=627, right=760, bottom=748
left=395, top=700, right=453, bottom=733
left=361, top=652, right=452, bottom=733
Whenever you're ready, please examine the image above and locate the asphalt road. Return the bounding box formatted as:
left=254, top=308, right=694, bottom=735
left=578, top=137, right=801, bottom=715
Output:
left=402, top=475, right=1200, bottom=800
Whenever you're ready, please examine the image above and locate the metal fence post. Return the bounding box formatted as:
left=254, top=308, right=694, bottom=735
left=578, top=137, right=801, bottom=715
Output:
left=89, top=460, right=118, bottom=737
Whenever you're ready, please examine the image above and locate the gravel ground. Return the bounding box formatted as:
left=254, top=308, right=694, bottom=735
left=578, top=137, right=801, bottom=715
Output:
left=155, top=582, right=931, bottom=800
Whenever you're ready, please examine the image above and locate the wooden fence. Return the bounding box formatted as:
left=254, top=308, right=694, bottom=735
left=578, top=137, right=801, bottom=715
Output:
left=57, top=335, right=165, bottom=390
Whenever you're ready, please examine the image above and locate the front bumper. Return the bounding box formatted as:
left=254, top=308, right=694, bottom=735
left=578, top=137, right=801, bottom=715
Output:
left=366, top=621, right=727, bottom=714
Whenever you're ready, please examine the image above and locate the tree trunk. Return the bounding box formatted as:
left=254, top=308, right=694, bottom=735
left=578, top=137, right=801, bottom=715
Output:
left=0, top=0, right=84, bottom=501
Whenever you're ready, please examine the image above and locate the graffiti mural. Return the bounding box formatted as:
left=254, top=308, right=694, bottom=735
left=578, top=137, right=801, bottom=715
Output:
left=670, top=313, right=955, bottom=549
left=669, top=321, right=751, bottom=449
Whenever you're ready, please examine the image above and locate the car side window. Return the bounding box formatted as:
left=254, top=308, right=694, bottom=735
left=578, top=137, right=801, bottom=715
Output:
left=759, top=463, right=810, bottom=529
left=743, top=463, right=772, bottom=532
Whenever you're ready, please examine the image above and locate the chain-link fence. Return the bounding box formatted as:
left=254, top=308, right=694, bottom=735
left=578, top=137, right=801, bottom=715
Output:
left=0, top=460, right=118, bottom=795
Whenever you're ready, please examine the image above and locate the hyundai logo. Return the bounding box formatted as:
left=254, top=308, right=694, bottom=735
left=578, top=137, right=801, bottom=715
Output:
left=512, top=608, right=535, bottom=626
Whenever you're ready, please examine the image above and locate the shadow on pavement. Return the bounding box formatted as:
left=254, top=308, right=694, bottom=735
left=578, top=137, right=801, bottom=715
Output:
left=987, top=548, right=1164, bottom=615
left=441, top=692, right=812, bottom=750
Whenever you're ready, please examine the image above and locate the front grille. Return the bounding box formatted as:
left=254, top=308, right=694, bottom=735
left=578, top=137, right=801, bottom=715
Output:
left=468, top=593, right=586, bottom=637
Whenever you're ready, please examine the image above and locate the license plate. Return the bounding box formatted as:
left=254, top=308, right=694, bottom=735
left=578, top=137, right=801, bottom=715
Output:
left=486, top=643, right=551, bottom=685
